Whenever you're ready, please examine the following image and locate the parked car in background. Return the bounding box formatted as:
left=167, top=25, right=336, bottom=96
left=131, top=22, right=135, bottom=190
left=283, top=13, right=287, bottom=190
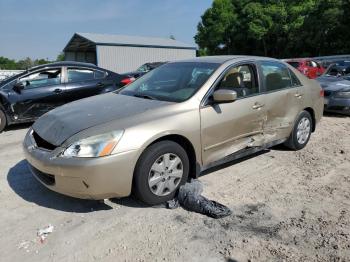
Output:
left=0, top=62, right=123, bottom=132
left=24, top=56, right=323, bottom=205
left=285, top=58, right=325, bottom=79
left=119, top=62, right=167, bottom=86
left=324, top=61, right=350, bottom=77
left=316, top=61, right=350, bottom=115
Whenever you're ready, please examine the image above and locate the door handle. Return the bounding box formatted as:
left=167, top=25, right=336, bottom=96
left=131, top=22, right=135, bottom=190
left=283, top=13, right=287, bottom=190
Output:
left=252, top=103, right=265, bottom=110
left=294, top=93, right=303, bottom=98
left=53, top=88, right=62, bottom=94
left=97, top=82, right=104, bottom=88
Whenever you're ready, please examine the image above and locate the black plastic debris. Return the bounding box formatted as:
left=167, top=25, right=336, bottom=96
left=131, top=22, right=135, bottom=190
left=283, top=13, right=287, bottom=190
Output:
left=167, top=179, right=232, bottom=219
left=166, top=199, right=180, bottom=209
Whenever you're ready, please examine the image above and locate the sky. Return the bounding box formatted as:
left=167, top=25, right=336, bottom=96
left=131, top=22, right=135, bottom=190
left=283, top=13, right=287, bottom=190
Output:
left=0, top=0, right=213, bottom=60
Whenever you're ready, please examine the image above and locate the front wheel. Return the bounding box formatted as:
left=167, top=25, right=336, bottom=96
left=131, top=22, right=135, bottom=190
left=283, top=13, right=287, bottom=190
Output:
left=284, top=111, right=312, bottom=150
left=133, top=141, right=189, bottom=205
left=0, top=108, right=7, bottom=133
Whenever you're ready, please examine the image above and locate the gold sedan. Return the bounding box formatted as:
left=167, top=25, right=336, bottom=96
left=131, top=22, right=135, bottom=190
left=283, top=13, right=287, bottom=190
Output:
left=23, top=56, right=324, bottom=205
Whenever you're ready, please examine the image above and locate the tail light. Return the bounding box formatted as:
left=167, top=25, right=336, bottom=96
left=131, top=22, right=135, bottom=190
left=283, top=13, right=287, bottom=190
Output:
left=320, top=89, right=324, bottom=97
left=120, top=77, right=135, bottom=86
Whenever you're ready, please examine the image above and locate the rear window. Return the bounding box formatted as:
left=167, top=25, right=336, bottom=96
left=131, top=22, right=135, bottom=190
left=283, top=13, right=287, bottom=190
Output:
left=289, top=70, right=302, bottom=87
left=287, top=61, right=300, bottom=69
left=67, top=68, right=94, bottom=82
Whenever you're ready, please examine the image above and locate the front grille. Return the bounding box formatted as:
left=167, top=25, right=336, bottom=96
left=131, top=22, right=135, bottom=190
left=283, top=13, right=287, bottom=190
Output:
left=324, top=90, right=332, bottom=97
left=32, top=131, right=57, bottom=151
left=29, top=165, right=55, bottom=186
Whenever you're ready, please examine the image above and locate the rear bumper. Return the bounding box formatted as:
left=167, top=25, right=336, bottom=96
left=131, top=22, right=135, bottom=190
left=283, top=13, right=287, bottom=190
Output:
left=23, top=129, right=139, bottom=200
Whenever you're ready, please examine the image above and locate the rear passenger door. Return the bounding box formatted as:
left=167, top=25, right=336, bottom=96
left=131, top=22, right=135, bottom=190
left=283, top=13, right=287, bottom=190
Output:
left=258, top=61, right=304, bottom=142
left=63, top=67, right=109, bottom=103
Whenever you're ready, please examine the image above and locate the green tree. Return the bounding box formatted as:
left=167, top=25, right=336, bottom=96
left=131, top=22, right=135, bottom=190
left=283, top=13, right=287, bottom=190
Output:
left=195, top=0, right=350, bottom=58
left=16, top=57, right=34, bottom=70
left=56, top=52, right=65, bottom=61
left=0, top=57, right=17, bottom=70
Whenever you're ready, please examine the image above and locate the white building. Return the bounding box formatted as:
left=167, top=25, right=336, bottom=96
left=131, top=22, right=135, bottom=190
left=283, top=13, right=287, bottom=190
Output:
left=63, top=33, right=197, bottom=73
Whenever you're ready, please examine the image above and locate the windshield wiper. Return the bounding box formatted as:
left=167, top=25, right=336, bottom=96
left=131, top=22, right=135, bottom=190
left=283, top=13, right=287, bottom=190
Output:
left=133, top=93, right=158, bottom=100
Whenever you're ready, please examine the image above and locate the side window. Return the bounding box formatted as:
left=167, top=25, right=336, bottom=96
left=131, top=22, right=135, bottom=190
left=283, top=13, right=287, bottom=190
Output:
left=260, top=61, right=292, bottom=92
left=94, top=70, right=106, bottom=79
left=67, top=68, right=94, bottom=83
left=216, top=64, right=259, bottom=98
left=20, top=69, right=61, bottom=89
left=289, top=69, right=302, bottom=87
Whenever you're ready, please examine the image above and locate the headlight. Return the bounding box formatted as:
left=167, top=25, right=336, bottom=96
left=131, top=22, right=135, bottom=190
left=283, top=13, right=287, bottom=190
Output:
left=334, top=91, right=350, bottom=98
left=61, top=130, right=124, bottom=158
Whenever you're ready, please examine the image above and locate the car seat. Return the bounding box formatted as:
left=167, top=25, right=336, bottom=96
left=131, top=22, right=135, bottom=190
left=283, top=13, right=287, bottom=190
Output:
left=265, top=73, right=284, bottom=91
left=220, top=72, right=250, bottom=97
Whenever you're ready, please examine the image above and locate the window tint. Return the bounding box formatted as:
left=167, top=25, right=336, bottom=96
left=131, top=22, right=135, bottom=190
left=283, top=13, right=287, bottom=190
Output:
left=289, top=70, right=302, bottom=87
left=20, top=69, right=61, bottom=89
left=67, top=68, right=94, bottom=82
left=217, top=64, right=259, bottom=98
left=94, top=70, right=105, bottom=79
left=261, top=61, right=292, bottom=92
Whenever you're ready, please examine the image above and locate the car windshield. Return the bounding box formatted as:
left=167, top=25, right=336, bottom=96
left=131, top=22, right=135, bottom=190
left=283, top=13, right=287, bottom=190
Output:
left=0, top=71, right=26, bottom=87
left=119, top=62, right=219, bottom=102
left=136, top=64, right=150, bottom=72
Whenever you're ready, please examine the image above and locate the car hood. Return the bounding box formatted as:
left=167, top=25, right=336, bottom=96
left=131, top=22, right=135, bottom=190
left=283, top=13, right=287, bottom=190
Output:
left=316, top=77, right=350, bottom=91
left=32, top=93, right=172, bottom=146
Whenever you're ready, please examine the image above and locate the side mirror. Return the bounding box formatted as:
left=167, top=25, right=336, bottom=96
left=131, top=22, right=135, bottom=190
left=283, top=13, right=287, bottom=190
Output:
left=212, top=89, right=237, bottom=103
left=13, top=82, right=24, bottom=93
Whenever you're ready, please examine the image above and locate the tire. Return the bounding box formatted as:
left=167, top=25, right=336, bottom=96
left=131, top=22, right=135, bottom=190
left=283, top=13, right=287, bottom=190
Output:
left=0, top=107, right=7, bottom=133
left=284, top=111, right=312, bottom=150
left=133, top=140, right=189, bottom=205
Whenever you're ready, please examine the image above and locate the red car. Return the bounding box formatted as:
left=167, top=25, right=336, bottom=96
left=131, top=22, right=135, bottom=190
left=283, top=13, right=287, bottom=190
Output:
left=285, top=59, right=325, bottom=79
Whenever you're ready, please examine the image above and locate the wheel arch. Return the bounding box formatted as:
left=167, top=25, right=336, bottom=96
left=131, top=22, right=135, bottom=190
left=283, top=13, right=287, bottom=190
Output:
left=303, top=107, right=316, bottom=132
left=136, top=134, right=200, bottom=180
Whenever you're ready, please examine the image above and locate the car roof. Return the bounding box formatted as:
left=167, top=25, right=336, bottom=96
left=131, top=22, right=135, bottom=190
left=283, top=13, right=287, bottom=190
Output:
left=283, top=58, right=310, bottom=62
left=27, top=61, right=100, bottom=72
left=172, top=55, right=281, bottom=64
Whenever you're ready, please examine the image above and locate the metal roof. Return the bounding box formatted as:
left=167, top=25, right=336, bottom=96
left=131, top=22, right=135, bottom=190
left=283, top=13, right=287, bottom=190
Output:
left=176, top=55, right=278, bottom=64
left=64, top=33, right=197, bottom=51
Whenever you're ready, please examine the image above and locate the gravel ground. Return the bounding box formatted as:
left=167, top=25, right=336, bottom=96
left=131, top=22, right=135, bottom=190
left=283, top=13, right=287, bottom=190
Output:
left=0, top=115, right=349, bottom=262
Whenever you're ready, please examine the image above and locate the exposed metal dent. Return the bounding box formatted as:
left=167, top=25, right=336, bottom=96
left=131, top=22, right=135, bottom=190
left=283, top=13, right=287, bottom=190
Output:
left=203, top=130, right=262, bottom=151
left=201, top=138, right=286, bottom=171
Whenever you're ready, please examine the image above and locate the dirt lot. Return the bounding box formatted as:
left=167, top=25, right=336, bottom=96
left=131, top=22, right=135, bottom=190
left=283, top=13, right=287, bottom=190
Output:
left=0, top=115, right=349, bottom=262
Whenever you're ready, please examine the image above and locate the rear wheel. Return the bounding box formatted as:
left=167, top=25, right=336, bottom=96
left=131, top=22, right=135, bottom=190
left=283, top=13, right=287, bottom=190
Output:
left=0, top=108, right=7, bottom=133
left=133, top=140, right=189, bottom=205
left=284, top=111, right=312, bottom=150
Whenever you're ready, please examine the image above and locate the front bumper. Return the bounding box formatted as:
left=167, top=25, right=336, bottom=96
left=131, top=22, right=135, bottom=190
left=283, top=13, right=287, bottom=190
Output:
left=324, top=96, right=350, bottom=115
left=23, top=130, right=139, bottom=200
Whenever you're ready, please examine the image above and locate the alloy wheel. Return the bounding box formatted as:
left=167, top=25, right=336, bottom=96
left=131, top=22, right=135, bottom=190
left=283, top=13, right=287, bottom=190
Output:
left=296, top=117, right=311, bottom=145
left=148, top=153, right=183, bottom=196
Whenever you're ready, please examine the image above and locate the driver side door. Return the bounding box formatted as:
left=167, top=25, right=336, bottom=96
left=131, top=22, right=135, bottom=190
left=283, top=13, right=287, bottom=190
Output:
left=200, top=62, right=267, bottom=166
left=10, top=67, right=65, bottom=120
